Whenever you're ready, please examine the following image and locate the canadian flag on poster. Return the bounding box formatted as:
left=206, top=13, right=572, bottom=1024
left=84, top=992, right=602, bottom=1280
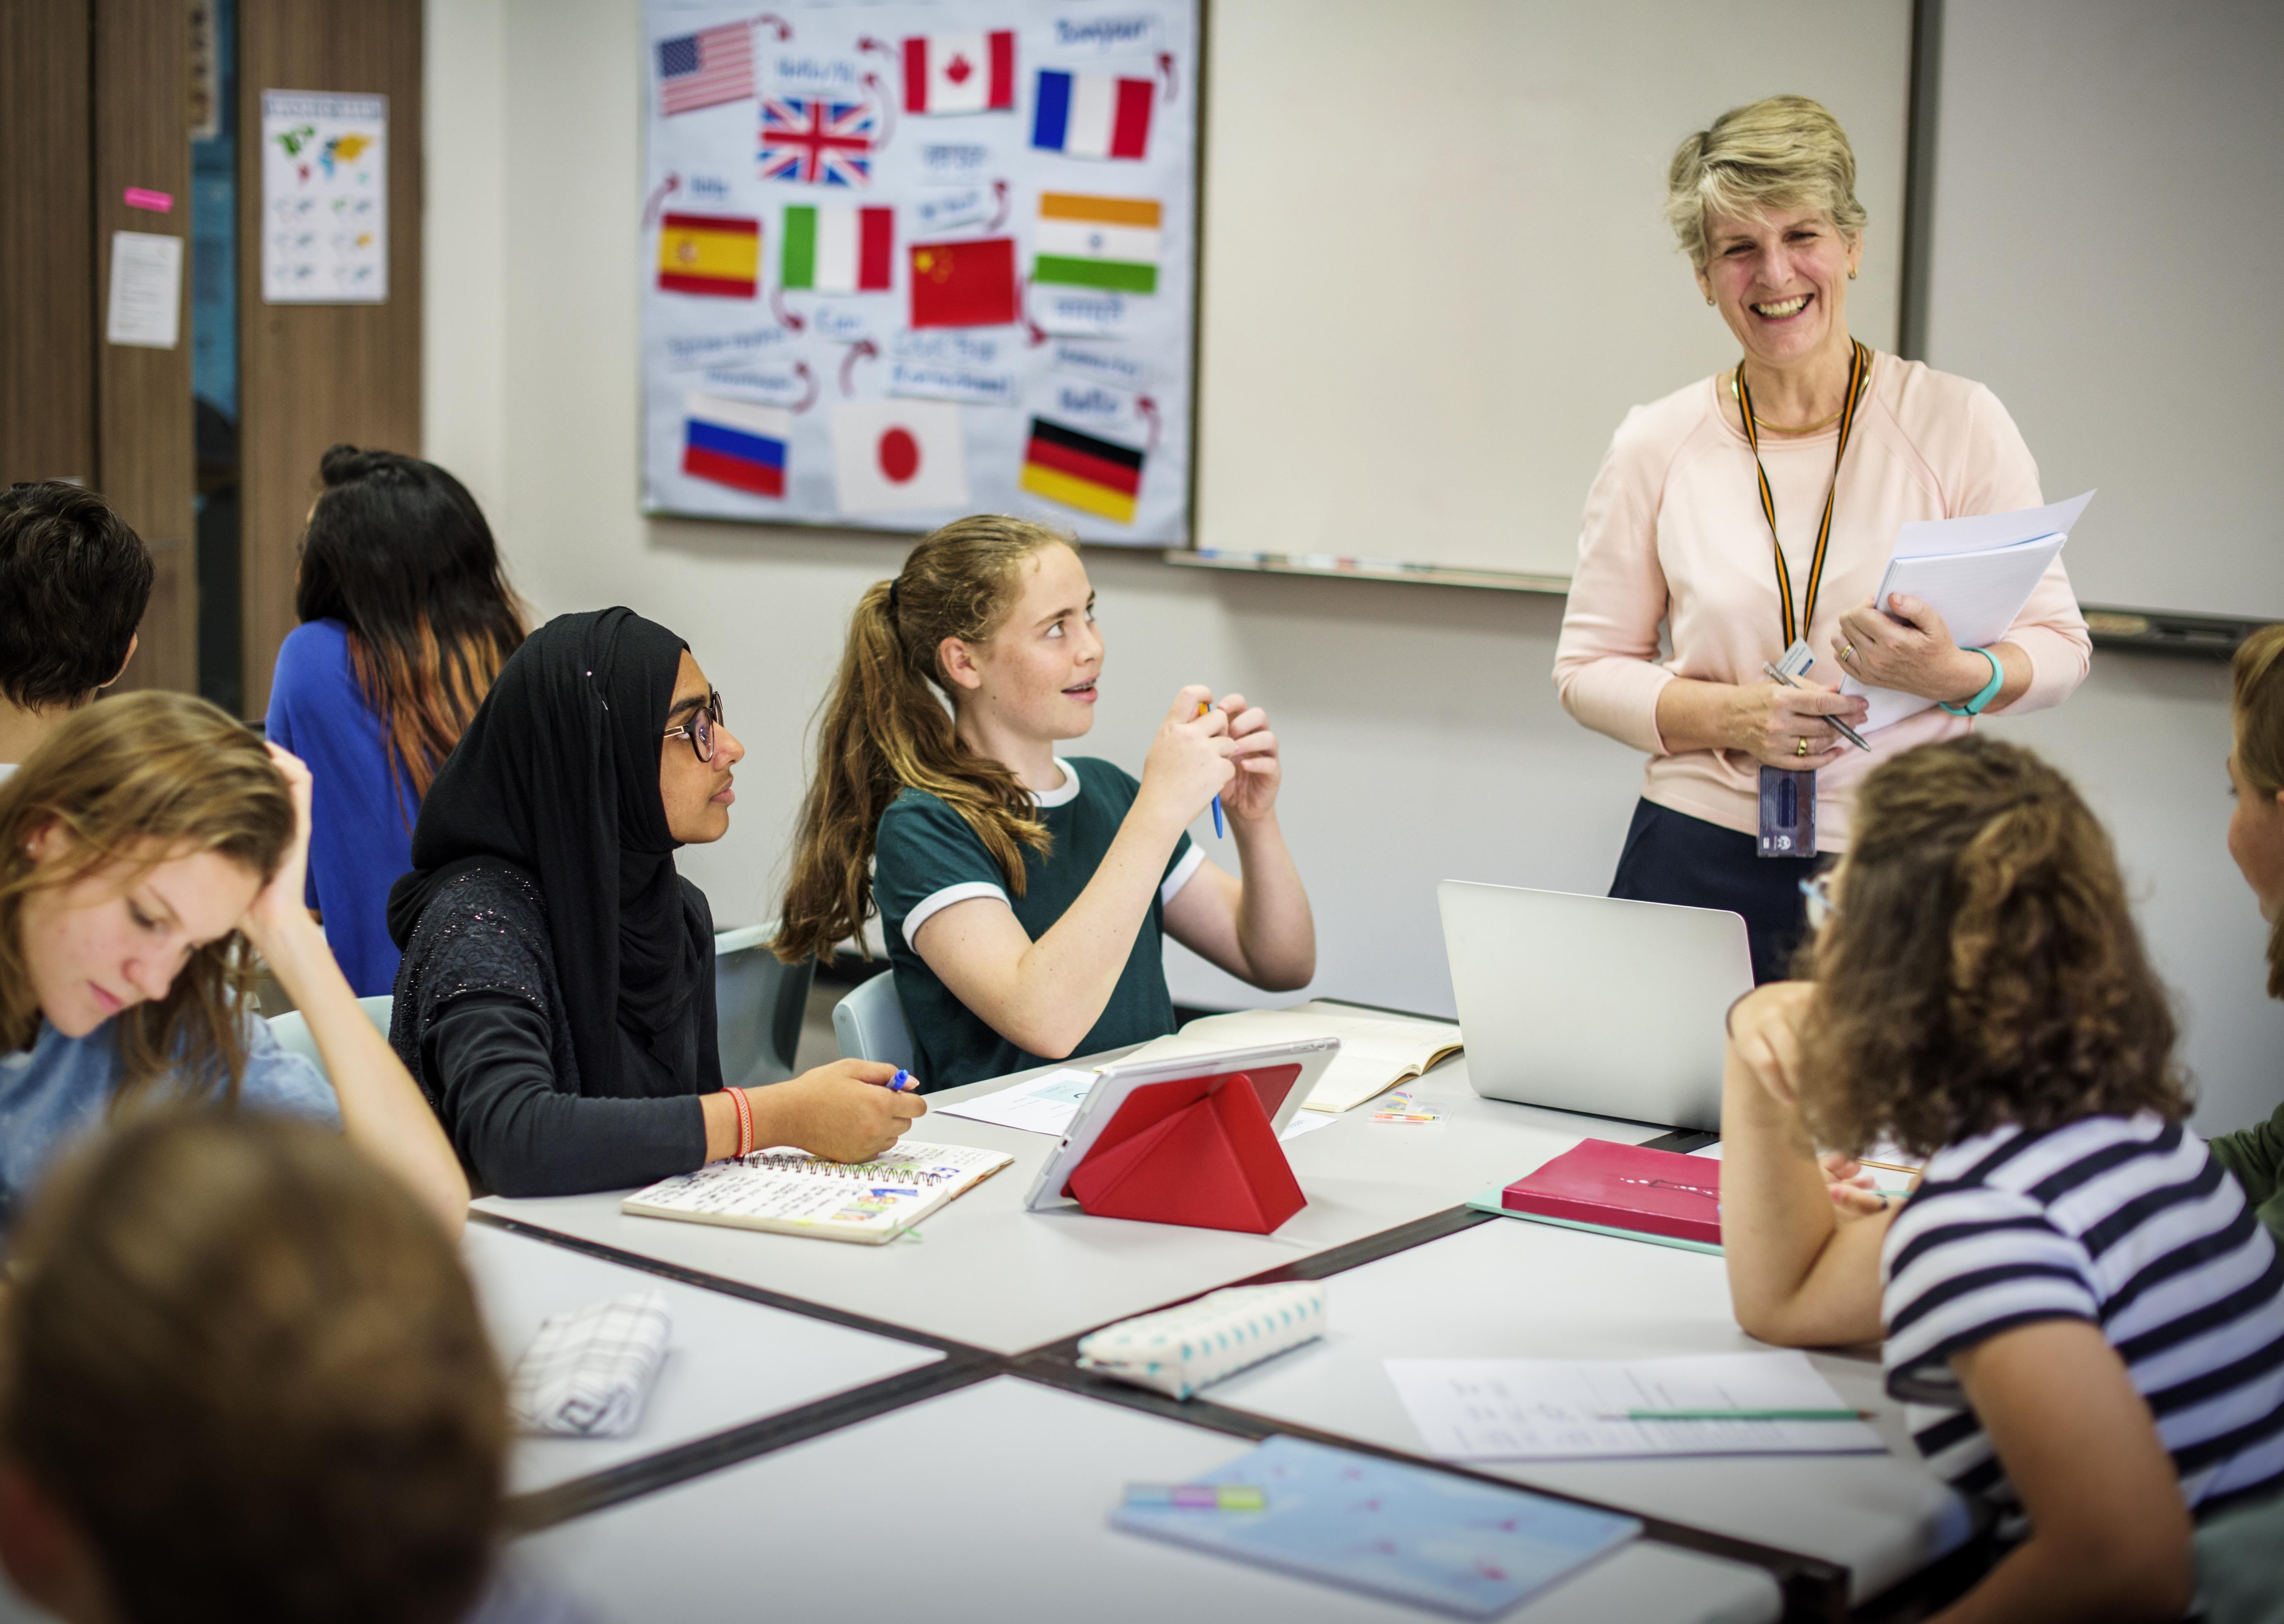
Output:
left=830, top=399, right=970, bottom=514
left=904, top=32, right=1015, bottom=115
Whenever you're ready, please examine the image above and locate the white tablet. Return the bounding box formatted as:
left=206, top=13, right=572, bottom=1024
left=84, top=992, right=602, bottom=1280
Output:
left=1021, top=1038, right=1341, bottom=1213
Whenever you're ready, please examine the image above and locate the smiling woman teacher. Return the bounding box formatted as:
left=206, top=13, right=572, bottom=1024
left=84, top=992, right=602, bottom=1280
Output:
left=1554, top=96, right=2091, bottom=981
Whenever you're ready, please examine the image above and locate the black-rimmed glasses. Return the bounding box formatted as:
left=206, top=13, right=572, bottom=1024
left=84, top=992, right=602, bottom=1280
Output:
left=662, top=689, right=726, bottom=762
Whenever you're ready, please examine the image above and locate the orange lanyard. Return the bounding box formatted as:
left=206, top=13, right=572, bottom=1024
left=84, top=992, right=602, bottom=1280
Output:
left=1735, top=341, right=1871, bottom=647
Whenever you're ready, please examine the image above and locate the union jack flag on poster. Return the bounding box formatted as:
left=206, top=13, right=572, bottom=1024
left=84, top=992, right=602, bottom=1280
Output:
left=758, top=97, right=878, bottom=188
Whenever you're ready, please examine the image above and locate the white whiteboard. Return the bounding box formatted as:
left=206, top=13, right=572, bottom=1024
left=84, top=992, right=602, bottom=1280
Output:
left=1923, top=0, right=2284, bottom=620
left=640, top=0, right=1200, bottom=544
left=1192, top=0, right=1912, bottom=583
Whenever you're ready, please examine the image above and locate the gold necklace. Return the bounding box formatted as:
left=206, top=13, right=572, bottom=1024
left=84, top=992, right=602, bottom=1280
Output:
left=1728, top=370, right=1845, bottom=435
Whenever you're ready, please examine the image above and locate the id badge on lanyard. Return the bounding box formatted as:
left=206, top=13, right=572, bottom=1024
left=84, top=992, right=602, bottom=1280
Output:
left=1743, top=341, right=1869, bottom=860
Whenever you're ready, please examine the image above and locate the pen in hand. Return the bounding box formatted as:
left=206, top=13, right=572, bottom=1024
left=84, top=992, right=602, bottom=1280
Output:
left=1198, top=700, right=1226, bottom=838
left=1762, top=662, right=1872, bottom=753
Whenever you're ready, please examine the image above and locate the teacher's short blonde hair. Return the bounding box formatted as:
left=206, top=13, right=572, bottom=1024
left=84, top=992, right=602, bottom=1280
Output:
left=1665, top=95, right=1867, bottom=271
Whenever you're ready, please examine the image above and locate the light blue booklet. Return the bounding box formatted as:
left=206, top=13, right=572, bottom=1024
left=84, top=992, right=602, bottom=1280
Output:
left=1109, top=1435, right=1640, bottom=1618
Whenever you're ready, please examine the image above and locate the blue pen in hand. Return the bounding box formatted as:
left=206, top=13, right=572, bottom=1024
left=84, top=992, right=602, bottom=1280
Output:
left=1198, top=700, right=1226, bottom=838
left=887, top=1069, right=917, bottom=1093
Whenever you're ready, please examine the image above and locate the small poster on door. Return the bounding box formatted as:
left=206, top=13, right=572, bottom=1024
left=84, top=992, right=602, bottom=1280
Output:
left=260, top=91, right=387, bottom=304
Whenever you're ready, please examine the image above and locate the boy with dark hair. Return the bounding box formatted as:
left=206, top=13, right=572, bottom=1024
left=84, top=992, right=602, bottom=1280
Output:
left=0, top=481, right=155, bottom=778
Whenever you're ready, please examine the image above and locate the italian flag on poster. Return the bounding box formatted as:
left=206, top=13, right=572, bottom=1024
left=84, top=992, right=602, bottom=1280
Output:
left=1032, top=193, right=1160, bottom=295
left=782, top=204, right=892, bottom=294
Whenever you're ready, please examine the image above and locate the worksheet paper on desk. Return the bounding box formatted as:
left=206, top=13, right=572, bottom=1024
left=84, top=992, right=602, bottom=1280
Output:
left=1120, top=1005, right=1465, bottom=1113
left=1386, top=1352, right=1886, bottom=1460
left=933, top=1067, right=1339, bottom=1142
left=1843, top=489, right=2095, bottom=733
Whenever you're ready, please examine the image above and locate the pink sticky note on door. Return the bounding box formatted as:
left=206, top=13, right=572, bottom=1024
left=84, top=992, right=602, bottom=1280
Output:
left=123, top=187, right=174, bottom=213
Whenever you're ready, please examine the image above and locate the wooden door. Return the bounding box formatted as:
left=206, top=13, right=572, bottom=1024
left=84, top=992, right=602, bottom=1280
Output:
left=0, top=0, right=96, bottom=492
left=237, top=0, right=422, bottom=717
left=95, top=0, right=197, bottom=695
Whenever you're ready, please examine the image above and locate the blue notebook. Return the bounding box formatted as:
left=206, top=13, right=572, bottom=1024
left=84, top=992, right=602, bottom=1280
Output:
left=1109, top=1435, right=1640, bottom=1618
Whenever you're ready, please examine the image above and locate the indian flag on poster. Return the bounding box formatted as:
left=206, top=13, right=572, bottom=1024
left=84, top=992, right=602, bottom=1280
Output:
left=782, top=204, right=892, bottom=294
left=1031, top=193, right=1160, bottom=295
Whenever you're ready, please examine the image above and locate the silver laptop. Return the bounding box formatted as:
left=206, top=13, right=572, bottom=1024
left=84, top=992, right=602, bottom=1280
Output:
left=1436, top=880, right=1753, bottom=1130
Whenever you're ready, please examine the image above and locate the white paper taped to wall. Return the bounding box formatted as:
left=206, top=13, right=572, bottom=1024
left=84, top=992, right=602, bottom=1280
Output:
left=106, top=232, right=183, bottom=349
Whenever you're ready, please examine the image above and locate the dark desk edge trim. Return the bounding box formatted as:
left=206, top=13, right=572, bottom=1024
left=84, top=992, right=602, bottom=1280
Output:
left=2083, top=606, right=2276, bottom=658
left=467, top=1209, right=989, bottom=1359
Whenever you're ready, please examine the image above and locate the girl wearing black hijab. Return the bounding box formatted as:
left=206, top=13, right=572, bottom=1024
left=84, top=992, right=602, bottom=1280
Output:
left=387, top=608, right=921, bottom=1197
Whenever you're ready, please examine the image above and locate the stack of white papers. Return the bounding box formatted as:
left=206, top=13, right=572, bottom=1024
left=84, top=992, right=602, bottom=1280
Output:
left=1844, top=490, right=2094, bottom=732
left=1386, top=1351, right=1886, bottom=1460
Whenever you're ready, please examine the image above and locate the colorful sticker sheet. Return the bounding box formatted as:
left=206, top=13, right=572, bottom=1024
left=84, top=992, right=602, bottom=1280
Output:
left=641, top=0, right=1199, bottom=544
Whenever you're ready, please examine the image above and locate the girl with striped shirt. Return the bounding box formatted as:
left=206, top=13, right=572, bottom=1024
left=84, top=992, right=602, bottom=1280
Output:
left=1720, top=736, right=2284, bottom=1624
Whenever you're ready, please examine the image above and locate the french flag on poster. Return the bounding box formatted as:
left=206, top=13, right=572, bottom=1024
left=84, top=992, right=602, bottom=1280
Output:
left=1031, top=69, right=1153, bottom=161
left=681, top=394, right=789, bottom=498
left=904, top=31, right=1015, bottom=115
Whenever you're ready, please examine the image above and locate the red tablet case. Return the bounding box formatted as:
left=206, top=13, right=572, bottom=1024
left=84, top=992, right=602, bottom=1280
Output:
left=1064, top=1064, right=1307, bottom=1234
left=1502, top=1139, right=1723, bottom=1246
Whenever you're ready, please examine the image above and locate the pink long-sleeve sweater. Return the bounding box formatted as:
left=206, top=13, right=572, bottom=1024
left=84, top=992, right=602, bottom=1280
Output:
left=1552, top=351, right=2091, bottom=850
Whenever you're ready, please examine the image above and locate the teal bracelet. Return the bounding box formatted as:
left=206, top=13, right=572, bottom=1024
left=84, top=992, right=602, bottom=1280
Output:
left=1939, top=648, right=2004, bottom=717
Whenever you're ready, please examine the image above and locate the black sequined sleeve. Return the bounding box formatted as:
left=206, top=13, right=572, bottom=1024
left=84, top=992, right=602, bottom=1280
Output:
left=421, top=994, right=708, bottom=1196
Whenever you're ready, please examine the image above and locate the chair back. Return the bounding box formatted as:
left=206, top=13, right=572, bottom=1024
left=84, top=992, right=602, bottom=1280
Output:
left=265, top=994, right=395, bottom=1083
left=831, top=971, right=913, bottom=1072
left=713, top=924, right=814, bottom=1088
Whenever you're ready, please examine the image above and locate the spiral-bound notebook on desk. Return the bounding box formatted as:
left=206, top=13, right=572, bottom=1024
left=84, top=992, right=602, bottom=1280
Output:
left=622, top=1140, right=1012, bottom=1245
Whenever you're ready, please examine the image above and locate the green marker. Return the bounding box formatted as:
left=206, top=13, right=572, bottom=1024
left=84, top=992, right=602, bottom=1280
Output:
left=1603, top=1408, right=1872, bottom=1422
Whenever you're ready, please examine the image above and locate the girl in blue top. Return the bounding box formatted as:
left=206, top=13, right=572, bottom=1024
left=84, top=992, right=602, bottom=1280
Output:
left=775, top=516, right=1316, bottom=1089
left=0, top=692, right=466, bottom=1240
left=266, top=446, right=525, bottom=995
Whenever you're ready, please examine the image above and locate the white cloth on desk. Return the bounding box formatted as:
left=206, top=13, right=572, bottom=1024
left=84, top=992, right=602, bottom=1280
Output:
left=508, top=1288, right=672, bottom=1437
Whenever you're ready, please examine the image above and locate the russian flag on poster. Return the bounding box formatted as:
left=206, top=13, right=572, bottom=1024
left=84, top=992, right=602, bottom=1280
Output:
left=782, top=204, right=892, bottom=293
left=903, top=32, right=1015, bottom=115
left=830, top=398, right=970, bottom=514
left=1031, top=70, right=1153, bottom=161
left=682, top=394, right=790, bottom=497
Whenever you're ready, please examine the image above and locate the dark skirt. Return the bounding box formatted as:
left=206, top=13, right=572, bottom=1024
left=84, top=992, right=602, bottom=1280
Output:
left=1608, top=798, right=1823, bottom=984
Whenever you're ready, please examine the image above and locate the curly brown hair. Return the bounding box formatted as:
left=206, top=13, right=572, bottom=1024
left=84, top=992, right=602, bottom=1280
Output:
left=0, top=1111, right=506, bottom=1624
left=1797, top=735, right=2187, bottom=1157
left=2231, top=622, right=2284, bottom=998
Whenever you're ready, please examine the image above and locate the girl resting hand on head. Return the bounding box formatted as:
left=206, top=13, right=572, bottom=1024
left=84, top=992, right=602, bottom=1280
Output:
left=1717, top=735, right=2284, bottom=1624
left=774, top=517, right=1315, bottom=1090
left=0, top=693, right=467, bottom=1241
left=387, top=607, right=920, bottom=1199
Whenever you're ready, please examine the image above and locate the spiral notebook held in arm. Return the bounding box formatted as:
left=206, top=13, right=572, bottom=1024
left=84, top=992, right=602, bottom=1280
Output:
left=1842, top=489, right=2095, bottom=733
left=622, top=1139, right=1013, bottom=1245
left=1468, top=1139, right=1723, bottom=1254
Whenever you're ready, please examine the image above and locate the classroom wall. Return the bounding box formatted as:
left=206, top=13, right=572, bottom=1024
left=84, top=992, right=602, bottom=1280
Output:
left=422, top=0, right=2282, bottom=1135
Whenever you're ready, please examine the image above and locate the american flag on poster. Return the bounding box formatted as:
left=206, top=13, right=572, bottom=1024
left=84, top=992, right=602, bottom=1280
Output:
left=758, top=97, right=879, bottom=188
left=656, top=22, right=753, bottom=115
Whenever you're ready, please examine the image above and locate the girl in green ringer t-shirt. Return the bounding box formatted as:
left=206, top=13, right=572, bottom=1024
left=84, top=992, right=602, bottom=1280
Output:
left=774, top=516, right=1316, bottom=1090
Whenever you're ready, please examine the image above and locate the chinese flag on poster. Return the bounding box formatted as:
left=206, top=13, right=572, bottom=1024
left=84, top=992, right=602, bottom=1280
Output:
left=907, top=237, right=1018, bottom=328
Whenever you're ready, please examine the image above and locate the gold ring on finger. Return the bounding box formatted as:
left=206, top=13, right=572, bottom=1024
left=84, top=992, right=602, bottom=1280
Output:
left=1796, top=736, right=1810, bottom=758
left=1839, top=643, right=1856, bottom=664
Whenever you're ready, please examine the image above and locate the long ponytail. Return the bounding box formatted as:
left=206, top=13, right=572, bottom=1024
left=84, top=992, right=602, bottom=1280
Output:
left=773, top=516, right=1070, bottom=963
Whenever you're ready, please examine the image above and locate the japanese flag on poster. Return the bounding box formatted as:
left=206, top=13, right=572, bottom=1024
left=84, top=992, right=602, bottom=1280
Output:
left=831, top=398, right=970, bottom=514
left=903, top=32, right=1015, bottom=114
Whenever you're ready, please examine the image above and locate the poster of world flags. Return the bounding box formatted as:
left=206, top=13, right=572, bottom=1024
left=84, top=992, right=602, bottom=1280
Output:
left=641, top=0, right=1200, bottom=544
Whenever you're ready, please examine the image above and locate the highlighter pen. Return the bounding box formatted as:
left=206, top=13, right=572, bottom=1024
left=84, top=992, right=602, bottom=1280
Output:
left=1761, top=662, right=1872, bottom=753
left=1197, top=700, right=1226, bottom=837
left=887, top=1070, right=917, bottom=1093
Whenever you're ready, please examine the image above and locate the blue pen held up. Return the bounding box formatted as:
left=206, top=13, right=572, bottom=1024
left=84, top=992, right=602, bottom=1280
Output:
left=888, top=1070, right=917, bottom=1092
left=1198, top=700, right=1226, bottom=838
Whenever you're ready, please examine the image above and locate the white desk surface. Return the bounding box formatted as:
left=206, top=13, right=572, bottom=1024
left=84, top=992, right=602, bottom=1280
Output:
left=476, top=1050, right=1671, bottom=1355
left=1206, top=1216, right=1977, bottom=1604
left=518, top=1374, right=1782, bottom=1624
left=465, top=1223, right=943, bottom=1495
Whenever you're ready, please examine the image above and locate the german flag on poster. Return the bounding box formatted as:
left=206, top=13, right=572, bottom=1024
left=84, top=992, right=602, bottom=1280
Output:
left=658, top=212, right=759, bottom=297
left=1020, top=417, right=1143, bottom=525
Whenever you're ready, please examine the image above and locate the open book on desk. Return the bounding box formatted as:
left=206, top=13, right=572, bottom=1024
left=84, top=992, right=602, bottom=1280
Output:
left=1119, top=1000, right=1463, bottom=1113
left=1844, top=489, right=2095, bottom=733
left=621, top=1139, right=1012, bottom=1245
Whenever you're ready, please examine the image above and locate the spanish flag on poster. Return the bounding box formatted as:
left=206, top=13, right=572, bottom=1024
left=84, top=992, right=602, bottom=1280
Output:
left=657, top=212, right=759, bottom=297
left=1020, top=417, right=1143, bottom=525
